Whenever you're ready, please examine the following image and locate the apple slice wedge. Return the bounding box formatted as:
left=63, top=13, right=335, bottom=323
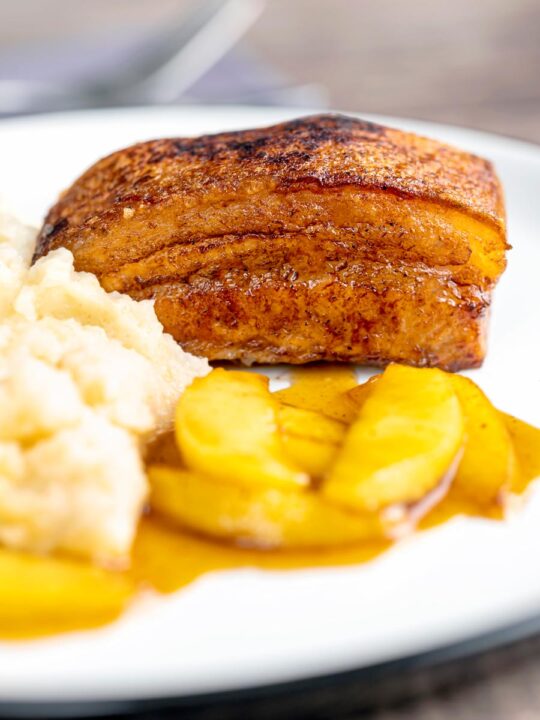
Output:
left=277, top=405, right=346, bottom=478
left=148, top=465, right=385, bottom=549
left=450, top=375, right=520, bottom=505
left=323, top=364, right=464, bottom=512
left=0, top=548, right=133, bottom=639
left=500, top=413, right=540, bottom=494
left=274, top=366, right=359, bottom=423
left=176, top=369, right=308, bottom=489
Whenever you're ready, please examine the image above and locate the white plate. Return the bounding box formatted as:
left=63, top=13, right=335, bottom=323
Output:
left=0, top=106, right=539, bottom=709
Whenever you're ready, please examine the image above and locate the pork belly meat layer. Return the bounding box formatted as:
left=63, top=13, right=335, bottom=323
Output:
left=35, top=114, right=507, bottom=370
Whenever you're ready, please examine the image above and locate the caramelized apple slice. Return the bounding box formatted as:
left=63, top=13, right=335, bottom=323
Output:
left=450, top=376, right=520, bottom=504
left=501, top=413, right=540, bottom=493
left=346, top=375, right=381, bottom=412
left=277, top=405, right=346, bottom=478
left=323, top=364, right=464, bottom=512
left=0, top=548, right=134, bottom=639
left=149, top=465, right=384, bottom=549
left=176, top=369, right=307, bottom=489
left=274, top=366, right=359, bottom=422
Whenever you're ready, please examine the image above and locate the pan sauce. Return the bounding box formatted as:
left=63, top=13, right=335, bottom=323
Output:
left=4, top=368, right=540, bottom=640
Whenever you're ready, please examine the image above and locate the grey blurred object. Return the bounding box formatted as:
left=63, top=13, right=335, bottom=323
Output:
left=0, top=0, right=269, bottom=114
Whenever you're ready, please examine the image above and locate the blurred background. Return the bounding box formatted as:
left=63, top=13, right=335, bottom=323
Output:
left=1, top=3, right=539, bottom=719
left=1, top=0, right=539, bottom=140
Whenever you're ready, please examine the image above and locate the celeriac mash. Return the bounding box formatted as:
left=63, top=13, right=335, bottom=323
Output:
left=0, top=211, right=208, bottom=565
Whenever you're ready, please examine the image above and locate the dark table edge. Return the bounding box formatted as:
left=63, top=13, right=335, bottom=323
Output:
left=3, top=608, right=540, bottom=718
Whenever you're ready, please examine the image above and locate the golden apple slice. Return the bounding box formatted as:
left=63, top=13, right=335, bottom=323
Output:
left=176, top=369, right=307, bottom=489
left=274, top=366, right=359, bottom=422
left=345, top=375, right=381, bottom=412
left=0, top=548, right=134, bottom=639
left=450, top=375, right=520, bottom=504
left=148, top=465, right=384, bottom=549
left=277, top=405, right=346, bottom=478
left=323, top=364, right=464, bottom=512
left=501, top=413, right=540, bottom=492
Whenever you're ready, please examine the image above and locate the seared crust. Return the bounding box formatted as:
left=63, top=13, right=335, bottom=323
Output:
left=36, top=114, right=504, bottom=262
left=34, top=114, right=507, bottom=370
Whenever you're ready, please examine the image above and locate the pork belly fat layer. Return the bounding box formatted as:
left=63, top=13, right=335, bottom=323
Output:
left=34, top=114, right=507, bottom=370
left=95, top=189, right=505, bottom=295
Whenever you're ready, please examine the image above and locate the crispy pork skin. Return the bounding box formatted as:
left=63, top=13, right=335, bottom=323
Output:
left=34, top=114, right=507, bottom=370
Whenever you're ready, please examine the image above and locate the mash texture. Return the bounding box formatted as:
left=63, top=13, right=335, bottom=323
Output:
left=0, top=211, right=208, bottom=565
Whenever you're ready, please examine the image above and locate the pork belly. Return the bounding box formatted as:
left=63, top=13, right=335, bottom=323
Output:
left=34, top=114, right=507, bottom=370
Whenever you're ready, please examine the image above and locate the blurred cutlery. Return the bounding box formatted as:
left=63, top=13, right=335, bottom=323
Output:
left=0, top=0, right=265, bottom=115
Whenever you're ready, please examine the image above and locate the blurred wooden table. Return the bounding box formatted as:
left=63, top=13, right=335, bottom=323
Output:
left=243, top=0, right=540, bottom=144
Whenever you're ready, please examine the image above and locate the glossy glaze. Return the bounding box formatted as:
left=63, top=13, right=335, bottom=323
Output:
left=4, top=368, right=539, bottom=639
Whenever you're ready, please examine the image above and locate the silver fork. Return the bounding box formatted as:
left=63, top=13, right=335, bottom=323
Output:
left=0, top=0, right=265, bottom=115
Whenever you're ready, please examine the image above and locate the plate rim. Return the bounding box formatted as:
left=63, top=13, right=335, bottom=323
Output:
left=2, top=102, right=540, bottom=158
left=0, top=104, right=539, bottom=709
left=2, top=606, right=540, bottom=717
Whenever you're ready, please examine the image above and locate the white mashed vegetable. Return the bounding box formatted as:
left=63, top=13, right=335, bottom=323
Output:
left=0, top=211, right=209, bottom=565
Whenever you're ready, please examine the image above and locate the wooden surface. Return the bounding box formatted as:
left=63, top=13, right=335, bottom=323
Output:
left=372, top=638, right=540, bottom=720
left=243, top=0, right=540, bottom=143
